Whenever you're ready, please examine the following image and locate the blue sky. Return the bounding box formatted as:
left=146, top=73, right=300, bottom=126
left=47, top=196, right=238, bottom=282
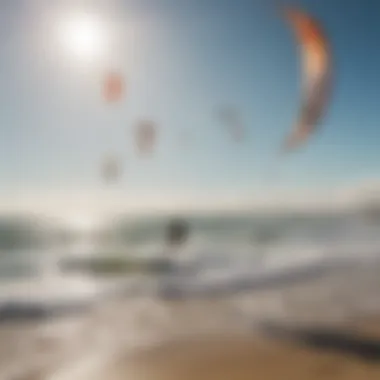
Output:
left=0, top=0, right=378, bottom=213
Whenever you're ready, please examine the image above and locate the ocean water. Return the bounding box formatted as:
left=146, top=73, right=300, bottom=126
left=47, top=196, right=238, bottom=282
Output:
left=2, top=210, right=380, bottom=380
left=0, top=210, right=380, bottom=318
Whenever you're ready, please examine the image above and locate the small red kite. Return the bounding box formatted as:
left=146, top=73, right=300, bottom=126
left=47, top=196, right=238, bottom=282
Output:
left=103, top=72, right=124, bottom=103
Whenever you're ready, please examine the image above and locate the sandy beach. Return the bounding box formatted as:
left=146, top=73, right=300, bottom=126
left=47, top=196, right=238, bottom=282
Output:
left=2, top=260, right=380, bottom=380
left=93, top=299, right=380, bottom=380
left=102, top=331, right=380, bottom=380
left=0, top=299, right=379, bottom=380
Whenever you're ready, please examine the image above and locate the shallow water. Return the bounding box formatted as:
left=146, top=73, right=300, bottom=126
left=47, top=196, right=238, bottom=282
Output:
left=0, top=211, right=379, bottom=309
left=1, top=256, right=380, bottom=380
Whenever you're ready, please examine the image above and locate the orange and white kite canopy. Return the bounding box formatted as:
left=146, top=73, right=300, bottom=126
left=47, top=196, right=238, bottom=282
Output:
left=281, top=6, right=332, bottom=152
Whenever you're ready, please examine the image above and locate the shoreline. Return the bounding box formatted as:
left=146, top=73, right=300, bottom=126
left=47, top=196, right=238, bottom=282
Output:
left=3, top=297, right=380, bottom=380
left=1, top=259, right=380, bottom=379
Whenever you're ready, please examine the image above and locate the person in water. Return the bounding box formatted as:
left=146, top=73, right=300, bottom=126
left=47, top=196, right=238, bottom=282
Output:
left=151, top=218, right=190, bottom=273
left=165, top=218, right=190, bottom=249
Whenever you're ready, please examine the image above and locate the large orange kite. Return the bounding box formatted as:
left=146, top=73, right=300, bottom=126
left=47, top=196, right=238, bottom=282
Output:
left=281, top=6, right=332, bottom=152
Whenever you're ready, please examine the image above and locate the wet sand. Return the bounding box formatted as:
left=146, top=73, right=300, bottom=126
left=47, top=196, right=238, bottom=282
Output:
left=101, top=336, right=380, bottom=380
left=3, top=260, right=380, bottom=380
left=1, top=299, right=380, bottom=380
left=98, top=316, right=380, bottom=380
left=44, top=296, right=380, bottom=380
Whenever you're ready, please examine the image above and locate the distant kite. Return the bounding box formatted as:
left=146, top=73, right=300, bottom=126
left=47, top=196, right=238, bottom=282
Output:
left=217, top=106, right=245, bottom=142
left=101, top=155, right=121, bottom=182
left=135, top=120, right=157, bottom=155
left=280, top=6, right=332, bottom=152
left=103, top=72, right=124, bottom=103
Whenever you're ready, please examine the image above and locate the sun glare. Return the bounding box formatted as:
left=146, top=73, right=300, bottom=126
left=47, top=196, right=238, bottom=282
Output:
left=65, top=214, right=98, bottom=232
left=58, top=12, right=107, bottom=62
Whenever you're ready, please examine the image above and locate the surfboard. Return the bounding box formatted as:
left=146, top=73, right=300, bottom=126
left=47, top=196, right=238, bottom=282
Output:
left=59, top=257, right=175, bottom=276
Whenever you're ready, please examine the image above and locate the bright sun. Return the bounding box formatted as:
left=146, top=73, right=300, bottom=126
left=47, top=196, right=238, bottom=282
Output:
left=58, top=12, right=107, bottom=61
